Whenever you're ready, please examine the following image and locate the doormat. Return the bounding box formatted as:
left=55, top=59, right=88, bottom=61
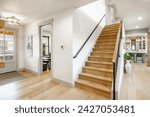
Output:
left=0, top=72, right=27, bottom=86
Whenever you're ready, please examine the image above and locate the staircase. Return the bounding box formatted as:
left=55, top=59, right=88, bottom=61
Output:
left=75, top=23, right=121, bottom=99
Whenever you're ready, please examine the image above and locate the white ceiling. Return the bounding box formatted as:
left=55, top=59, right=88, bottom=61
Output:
left=114, top=0, right=150, bottom=30
left=0, top=0, right=96, bottom=25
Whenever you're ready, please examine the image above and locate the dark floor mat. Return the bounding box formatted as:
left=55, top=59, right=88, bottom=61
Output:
left=0, top=72, right=27, bottom=86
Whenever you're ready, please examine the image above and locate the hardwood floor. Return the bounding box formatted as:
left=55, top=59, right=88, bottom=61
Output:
left=1, top=63, right=149, bottom=100
left=119, top=63, right=150, bottom=100
left=0, top=70, right=108, bottom=100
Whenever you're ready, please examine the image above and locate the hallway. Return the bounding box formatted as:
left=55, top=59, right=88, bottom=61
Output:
left=120, top=63, right=150, bottom=100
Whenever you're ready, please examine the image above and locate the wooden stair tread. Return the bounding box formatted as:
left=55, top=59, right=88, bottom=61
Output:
left=104, top=27, right=119, bottom=30
left=92, top=50, right=114, bottom=53
left=80, top=73, right=112, bottom=82
left=105, top=23, right=120, bottom=27
left=90, top=56, right=113, bottom=59
left=100, top=35, right=117, bottom=37
left=92, top=51, right=114, bottom=53
left=94, top=46, right=115, bottom=48
left=96, top=42, right=116, bottom=44
left=101, top=34, right=117, bottom=36
left=76, top=79, right=111, bottom=93
left=87, top=61, right=112, bottom=65
left=97, top=39, right=116, bottom=41
left=84, top=66, right=113, bottom=73
left=103, top=28, right=119, bottom=31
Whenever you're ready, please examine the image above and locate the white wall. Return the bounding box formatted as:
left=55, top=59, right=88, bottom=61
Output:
left=24, top=22, right=40, bottom=73
left=73, top=0, right=106, bottom=56
left=52, top=9, right=73, bottom=84
left=116, top=21, right=126, bottom=99
left=73, top=0, right=106, bottom=81
left=23, top=1, right=107, bottom=84
left=106, top=5, right=115, bottom=24
left=24, top=9, right=73, bottom=84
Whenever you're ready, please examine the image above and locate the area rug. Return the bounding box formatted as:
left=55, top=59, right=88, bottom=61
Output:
left=0, top=72, right=27, bottom=86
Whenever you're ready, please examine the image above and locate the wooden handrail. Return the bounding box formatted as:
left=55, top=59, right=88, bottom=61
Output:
left=112, top=21, right=122, bottom=63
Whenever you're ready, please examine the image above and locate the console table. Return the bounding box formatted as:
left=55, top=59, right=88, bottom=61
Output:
left=127, top=51, right=147, bottom=63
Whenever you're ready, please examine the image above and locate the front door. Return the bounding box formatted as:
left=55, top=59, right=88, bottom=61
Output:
left=0, top=29, right=17, bottom=74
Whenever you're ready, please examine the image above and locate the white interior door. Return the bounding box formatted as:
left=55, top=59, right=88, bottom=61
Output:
left=0, top=29, right=17, bottom=74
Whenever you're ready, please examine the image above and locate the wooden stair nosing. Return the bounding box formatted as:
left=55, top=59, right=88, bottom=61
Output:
left=93, top=49, right=115, bottom=52
left=94, top=45, right=115, bottom=48
left=103, top=28, right=119, bottom=31
left=98, top=38, right=117, bottom=41
left=89, top=56, right=113, bottom=59
left=92, top=51, right=114, bottom=53
left=100, top=35, right=117, bottom=38
left=84, top=66, right=113, bottom=73
left=104, top=25, right=119, bottom=28
left=76, top=79, right=111, bottom=95
left=86, top=61, right=113, bottom=69
left=97, top=39, right=116, bottom=41
left=104, top=27, right=119, bottom=30
left=96, top=41, right=116, bottom=43
left=79, top=73, right=112, bottom=83
left=95, top=44, right=115, bottom=47
left=79, top=73, right=112, bottom=88
left=100, top=34, right=118, bottom=36
left=92, top=50, right=114, bottom=53
left=102, top=30, right=118, bottom=32
left=105, top=23, right=120, bottom=27
left=87, top=61, right=113, bottom=65
left=95, top=44, right=115, bottom=46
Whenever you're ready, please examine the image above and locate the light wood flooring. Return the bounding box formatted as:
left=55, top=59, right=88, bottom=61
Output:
left=0, top=70, right=108, bottom=100
left=119, top=63, right=150, bottom=100
left=1, top=63, right=149, bottom=100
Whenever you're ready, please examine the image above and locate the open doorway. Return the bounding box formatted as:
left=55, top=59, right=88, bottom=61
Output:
left=39, top=21, right=53, bottom=75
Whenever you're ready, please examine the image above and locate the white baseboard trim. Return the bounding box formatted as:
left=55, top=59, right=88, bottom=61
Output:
left=17, top=68, right=24, bottom=71
left=52, top=78, right=73, bottom=87
left=18, top=68, right=40, bottom=75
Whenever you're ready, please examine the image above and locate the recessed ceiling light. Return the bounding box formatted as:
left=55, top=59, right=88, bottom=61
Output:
left=135, top=26, right=139, bottom=29
left=138, top=17, right=143, bottom=20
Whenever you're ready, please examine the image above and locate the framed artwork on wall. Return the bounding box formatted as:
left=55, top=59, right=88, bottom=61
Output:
left=27, top=35, right=33, bottom=57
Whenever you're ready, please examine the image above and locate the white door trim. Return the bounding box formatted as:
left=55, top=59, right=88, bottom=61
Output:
left=38, top=19, right=53, bottom=77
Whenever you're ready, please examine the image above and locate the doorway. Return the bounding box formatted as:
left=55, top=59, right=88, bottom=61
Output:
left=0, top=28, right=17, bottom=74
left=39, top=21, right=53, bottom=75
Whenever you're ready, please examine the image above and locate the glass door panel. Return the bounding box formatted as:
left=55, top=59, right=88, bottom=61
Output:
left=5, top=32, right=14, bottom=61
left=0, top=29, right=16, bottom=74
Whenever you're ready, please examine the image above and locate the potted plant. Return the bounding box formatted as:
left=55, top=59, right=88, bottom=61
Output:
left=124, top=52, right=132, bottom=74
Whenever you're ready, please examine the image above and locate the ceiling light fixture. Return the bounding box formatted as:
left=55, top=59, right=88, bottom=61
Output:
left=138, top=17, right=143, bottom=20
left=6, top=16, right=20, bottom=25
